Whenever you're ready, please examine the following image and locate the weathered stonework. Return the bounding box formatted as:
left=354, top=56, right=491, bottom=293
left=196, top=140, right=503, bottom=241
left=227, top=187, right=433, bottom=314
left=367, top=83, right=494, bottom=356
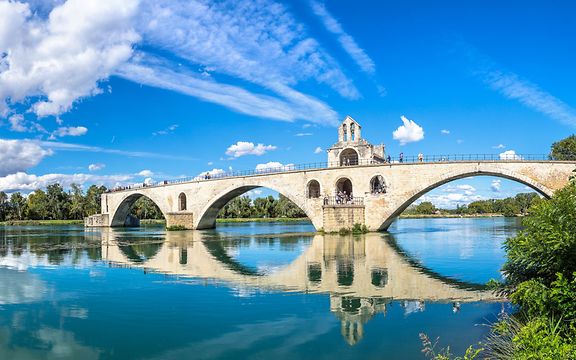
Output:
left=165, top=212, right=194, bottom=229
left=323, top=205, right=365, bottom=232
left=87, top=160, right=576, bottom=232
left=84, top=213, right=109, bottom=227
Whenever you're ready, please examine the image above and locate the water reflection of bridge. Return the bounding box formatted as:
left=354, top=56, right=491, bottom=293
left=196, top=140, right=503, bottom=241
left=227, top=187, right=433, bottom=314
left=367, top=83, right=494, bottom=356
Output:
left=96, top=229, right=499, bottom=345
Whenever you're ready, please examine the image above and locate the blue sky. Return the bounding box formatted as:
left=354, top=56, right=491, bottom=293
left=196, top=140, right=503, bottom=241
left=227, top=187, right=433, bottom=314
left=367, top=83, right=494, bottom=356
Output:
left=0, top=0, right=575, bottom=207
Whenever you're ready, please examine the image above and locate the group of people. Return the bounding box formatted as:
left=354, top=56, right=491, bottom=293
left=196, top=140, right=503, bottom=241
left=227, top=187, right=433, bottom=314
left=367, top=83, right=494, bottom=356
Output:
left=335, top=190, right=353, bottom=204
left=385, top=152, right=425, bottom=163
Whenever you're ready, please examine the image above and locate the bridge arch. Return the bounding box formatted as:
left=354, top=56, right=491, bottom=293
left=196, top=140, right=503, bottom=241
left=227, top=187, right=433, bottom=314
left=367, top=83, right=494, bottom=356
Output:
left=378, top=168, right=554, bottom=230
left=195, top=183, right=317, bottom=230
left=110, top=192, right=167, bottom=227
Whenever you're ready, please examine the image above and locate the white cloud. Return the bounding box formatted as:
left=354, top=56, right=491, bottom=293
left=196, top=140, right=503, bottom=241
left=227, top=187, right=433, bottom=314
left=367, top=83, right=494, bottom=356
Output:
left=225, top=141, right=277, bottom=158
left=118, top=55, right=339, bottom=125
left=0, top=0, right=140, bottom=117
left=197, top=168, right=225, bottom=179
left=0, top=139, right=52, bottom=176
left=499, top=150, right=523, bottom=160
left=492, top=144, right=506, bottom=149
left=2, top=0, right=353, bottom=126
left=443, top=184, right=476, bottom=196
left=392, top=115, right=424, bottom=145
left=0, top=172, right=132, bottom=192
left=310, top=1, right=375, bottom=74
left=8, top=114, right=26, bottom=132
left=49, top=126, right=88, bottom=139
left=419, top=192, right=484, bottom=209
left=88, top=163, right=105, bottom=172
left=314, top=146, right=323, bottom=154
left=207, top=161, right=213, bottom=166
left=295, top=133, right=312, bottom=136
left=456, top=139, right=464, bottom=144
left=39, top=140, right=194, bottom=160
left=440, top=129, right=450, bottom=135
left=143, top=177, right=154, bottom=186
left=491, top=179, right=501, bottom=192
left=138, top=169, right=153, bottom=177
left=255, top=162, right=294, bottom=172
left=461, top=43, right=576, bottom=127
left=152, top=124, right=178, bottom=136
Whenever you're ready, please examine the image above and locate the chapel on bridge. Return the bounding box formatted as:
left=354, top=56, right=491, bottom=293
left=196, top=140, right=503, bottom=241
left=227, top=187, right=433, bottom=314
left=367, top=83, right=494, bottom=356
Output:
left=327, top=116, right=386, bottom=167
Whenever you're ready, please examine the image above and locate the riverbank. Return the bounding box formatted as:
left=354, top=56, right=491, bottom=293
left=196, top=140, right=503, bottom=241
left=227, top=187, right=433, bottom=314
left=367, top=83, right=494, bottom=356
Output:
left=399, top=213, right=512, bottom=219
left=0, top=219, right=84, bottom=226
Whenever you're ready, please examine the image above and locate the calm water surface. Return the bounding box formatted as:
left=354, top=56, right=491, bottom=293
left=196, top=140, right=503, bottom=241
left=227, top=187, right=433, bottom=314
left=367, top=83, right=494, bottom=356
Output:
left=0, top=218, right=520, bottom=359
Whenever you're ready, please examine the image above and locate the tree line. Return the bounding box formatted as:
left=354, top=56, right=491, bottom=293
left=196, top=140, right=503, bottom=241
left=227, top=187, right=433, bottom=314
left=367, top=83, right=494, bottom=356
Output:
left=0, top=185, right=306, bottom=222
left=0, top=184, right=107, bottom=221
left=406, top=192, right=542, bottom=217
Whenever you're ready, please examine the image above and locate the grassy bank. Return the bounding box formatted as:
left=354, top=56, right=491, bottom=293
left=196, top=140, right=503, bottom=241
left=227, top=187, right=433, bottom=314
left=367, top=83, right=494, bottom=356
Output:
left=399, top=213, right=508, bottom=219
left=216, top=217, right=309, bottom=223
left=0, top=219, right=84, bottom=226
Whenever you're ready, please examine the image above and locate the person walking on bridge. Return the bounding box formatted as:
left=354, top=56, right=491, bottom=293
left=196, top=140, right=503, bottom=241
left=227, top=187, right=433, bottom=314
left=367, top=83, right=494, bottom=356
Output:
left=399, top=152, right=404, bottom=163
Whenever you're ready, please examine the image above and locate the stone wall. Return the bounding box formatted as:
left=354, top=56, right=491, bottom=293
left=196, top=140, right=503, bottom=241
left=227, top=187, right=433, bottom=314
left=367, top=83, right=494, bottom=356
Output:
left=323, top=205, right=365, bottom=232
left=85, top=214, right=109, bottom=227
left=165, top=212, right=194, bottom=229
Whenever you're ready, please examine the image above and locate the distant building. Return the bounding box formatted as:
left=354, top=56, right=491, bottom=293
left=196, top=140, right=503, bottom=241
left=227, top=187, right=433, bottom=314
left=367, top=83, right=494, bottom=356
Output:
left=327, top=116, right=386, bottom=167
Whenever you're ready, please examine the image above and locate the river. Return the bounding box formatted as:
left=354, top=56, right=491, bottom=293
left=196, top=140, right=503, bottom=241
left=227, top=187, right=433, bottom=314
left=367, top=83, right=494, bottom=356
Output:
left=0, top=217, right=520, bottom=359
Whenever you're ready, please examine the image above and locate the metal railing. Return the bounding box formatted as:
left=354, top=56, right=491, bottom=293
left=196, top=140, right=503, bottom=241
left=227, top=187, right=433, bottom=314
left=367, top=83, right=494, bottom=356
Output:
left=322, top=196, right=364, bottom=206
left=106, top=154, right=550, bottom=193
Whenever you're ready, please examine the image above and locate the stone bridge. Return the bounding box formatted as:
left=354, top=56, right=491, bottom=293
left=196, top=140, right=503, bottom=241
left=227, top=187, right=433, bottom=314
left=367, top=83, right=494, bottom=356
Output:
left=86, top=160, right=576, bottom=232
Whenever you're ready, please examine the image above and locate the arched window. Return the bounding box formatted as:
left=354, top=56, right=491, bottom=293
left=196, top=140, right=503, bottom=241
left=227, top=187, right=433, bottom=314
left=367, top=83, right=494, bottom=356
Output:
left=350, top=123, right=355, bottom=141
left=307, top=180, right=321, bottom=198
left=370, top=175, right=386, bottom=194
left=371, top=267, right=388, bottom=287
left=178, top=192, right=187, bottom=211
left=343, top=124, right=348, bottom=142
left=335, top=178, right=353, bottom=204
left=340, top=148, right=358, bottom=166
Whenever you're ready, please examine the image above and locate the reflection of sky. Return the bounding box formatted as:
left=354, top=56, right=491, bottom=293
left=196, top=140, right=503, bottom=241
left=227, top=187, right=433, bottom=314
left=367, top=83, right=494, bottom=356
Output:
left=0, top=268, right=47, bottom=305
left=389, top=217, right=515, bottom=283
left=211, top=221, right=315, bottom=236
left=224, top=238, right=311, bottom=275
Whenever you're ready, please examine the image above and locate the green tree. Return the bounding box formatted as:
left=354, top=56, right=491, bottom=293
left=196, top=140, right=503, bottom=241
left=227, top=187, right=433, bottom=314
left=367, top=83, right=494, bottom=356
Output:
left=252, top=196, right=277, bottom=218
left=274, top=194, right=306, bottom=218
left=132, top=197, right=164, bottom=219
left=26, top=190, right=49, bottom=220
left=85, top=185, right=107, bottom=216
left=219, top=196, right=253, bottom=218
left=414, top=201, right=437, bottom=214
left=549, top=135, right=576, bottom=161
left=0, top=191, right=7, bottom=221
left=68, top=184, right=86, bottom=220
left=8, top=192, right=27, bottom=220
left=46, top=183, right=70, bottom=220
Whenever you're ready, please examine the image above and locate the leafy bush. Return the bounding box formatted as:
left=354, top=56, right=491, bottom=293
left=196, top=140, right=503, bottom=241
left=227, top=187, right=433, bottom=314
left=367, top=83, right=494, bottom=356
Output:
left=351, top=223, right=368, bottom=234
left=166, top=225, right=187, bottom=231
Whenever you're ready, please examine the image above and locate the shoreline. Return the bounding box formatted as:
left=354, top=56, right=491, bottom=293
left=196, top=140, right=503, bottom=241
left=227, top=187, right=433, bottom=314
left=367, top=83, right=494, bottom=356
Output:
left=0, top=215, right=518, bottom=227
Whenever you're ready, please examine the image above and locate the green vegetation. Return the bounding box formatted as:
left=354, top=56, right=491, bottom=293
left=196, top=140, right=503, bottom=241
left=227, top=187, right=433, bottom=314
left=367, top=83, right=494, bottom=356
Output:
left=0, top=184, right=108, bottom=222
left=166, top=225, right=187, bottom=231
left=424, top=169, right=576, bottom=359
left=405, top=193, right=542, bottom=217
left=218, top=194, right=306, bottom=219
left=0, top=219, right=84, bottom=226
left=216, top=217, right=308, bottom=223
left=549, top=134, right=576, bottom=161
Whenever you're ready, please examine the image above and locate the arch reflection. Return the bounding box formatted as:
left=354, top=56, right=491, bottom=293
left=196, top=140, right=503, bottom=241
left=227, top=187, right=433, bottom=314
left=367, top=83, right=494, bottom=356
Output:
left=96, top=230, right=499, bottom=346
